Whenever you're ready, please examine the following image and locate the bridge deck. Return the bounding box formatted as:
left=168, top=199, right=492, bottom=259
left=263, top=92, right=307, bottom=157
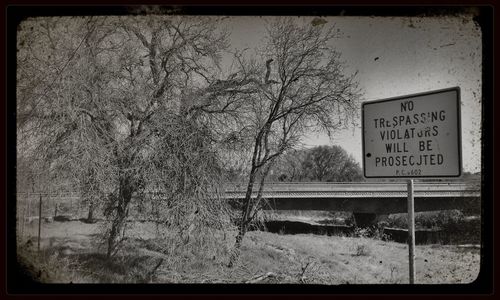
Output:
left=224, top=181, right=481, bottom=214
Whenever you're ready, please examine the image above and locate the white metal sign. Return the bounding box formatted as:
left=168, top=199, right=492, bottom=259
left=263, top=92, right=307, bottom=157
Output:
left=362, top=87, right=462, bottom=178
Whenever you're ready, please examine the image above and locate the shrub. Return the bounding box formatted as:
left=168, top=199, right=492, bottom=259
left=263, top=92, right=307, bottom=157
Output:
left=16, top=241, right=93, bottom=283
left=354, top=243, right=371, bottom=256
left=351, top=226, right=388, bottom=241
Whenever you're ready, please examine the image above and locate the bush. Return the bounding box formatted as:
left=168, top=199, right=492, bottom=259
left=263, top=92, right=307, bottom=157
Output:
left=351, top=226, right=389, bottom=241
left=16, top=240, right=94, bottom=283
left=353, top=243, right=371, bottom=256
left=383, top=210, right=480, bottom=244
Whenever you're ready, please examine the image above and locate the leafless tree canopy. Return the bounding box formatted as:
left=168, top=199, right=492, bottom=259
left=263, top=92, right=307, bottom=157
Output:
left=226, top=18, right=361, bottom=265
left=17, top=15, right=251, bottom=257
left=17, top=16, right=360, bottom=260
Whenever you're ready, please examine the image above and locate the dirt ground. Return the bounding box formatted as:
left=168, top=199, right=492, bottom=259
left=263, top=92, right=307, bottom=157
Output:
left=17, top=220, right=480, bottom=284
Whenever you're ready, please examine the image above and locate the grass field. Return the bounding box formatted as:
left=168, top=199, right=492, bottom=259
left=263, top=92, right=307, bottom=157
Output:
left=17, top=220, right=480, bottom=284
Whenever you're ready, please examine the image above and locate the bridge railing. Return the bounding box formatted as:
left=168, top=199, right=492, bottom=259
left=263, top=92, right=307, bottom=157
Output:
left=223, top=181, right=481, bottom=195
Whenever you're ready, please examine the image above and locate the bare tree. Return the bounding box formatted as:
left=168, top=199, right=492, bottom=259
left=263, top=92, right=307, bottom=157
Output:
left=16, top=15, right=253, bottom=258
left=228, top=17, right=360, bottom=266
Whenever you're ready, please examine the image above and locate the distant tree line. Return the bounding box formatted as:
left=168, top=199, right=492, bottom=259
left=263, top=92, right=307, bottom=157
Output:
left=275, top=145, right=363, bottom=182
left=226, top=145, right=363, bottom=183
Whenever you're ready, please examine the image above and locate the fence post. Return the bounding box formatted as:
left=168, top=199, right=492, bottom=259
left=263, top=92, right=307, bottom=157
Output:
left=21, top=202, right=25, bottom=238
left=38, top=194, right=42, bottom=252
left=26, top=195, right=31, bottom=235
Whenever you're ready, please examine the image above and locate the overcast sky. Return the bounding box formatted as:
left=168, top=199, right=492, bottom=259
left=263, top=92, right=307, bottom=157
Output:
left=224, top=15, right=482, bottom=173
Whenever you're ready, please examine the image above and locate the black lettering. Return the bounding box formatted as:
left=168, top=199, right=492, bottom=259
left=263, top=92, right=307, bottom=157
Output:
left=439, top=110, right=445, bottom=121
left=410, top=128, right=415, bottom=138
left=393, top=116, right=399, bottom=127
left=419, top=141, right=426, bottom=151
left=432, top=125, right=439, bottom=136
left=424, top=127, right=431, bottom=137
left=417, top=140, right=433, bottom=152
left=420, top=112, right=427, bottom=123
left=431, top=111, right=438, bottom=122
left=380, top=131, right=386, bottom=140
left=405, top=115, right=412, bottom=125
left=401, top=101, right=414, bottom=112
left=413, top=114, right=419, bottom=124
left=426, top=140, right=432, bottom=151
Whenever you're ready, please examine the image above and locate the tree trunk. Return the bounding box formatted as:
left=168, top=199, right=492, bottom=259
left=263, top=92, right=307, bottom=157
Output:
left=228, top=223, right=247, bottom=268
left=106, top=177, right=133, bottom=258
left=228, top=168, right=258, bottom=267
left=86, top=202, right=95, bottom=223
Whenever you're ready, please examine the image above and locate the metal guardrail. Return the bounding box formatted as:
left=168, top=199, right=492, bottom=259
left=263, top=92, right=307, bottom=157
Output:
left=223, top=181, right=481, bottom=198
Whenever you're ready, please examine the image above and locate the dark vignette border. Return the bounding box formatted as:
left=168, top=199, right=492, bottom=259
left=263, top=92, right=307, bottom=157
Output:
left=4, top=4, right=494, bottom=296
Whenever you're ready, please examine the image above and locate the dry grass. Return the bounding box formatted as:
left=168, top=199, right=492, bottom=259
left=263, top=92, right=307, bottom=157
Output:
left=238, top=232, right=479, bottom=284
left=17, top=220, right=480, bottom=284
left=17, top=239, right=96, bottom=283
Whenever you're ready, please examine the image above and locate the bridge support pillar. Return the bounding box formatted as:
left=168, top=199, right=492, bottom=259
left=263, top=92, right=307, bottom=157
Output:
left=353, top=213, right=378, bottom=228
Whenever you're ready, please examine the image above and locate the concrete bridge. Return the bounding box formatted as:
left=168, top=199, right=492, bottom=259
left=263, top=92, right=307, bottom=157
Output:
left=18, top=180, right=481, bottom=227
left=224, top=181, right=481, bottom=226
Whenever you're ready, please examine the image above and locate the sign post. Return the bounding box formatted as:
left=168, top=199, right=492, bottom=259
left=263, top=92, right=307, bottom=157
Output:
left=407, top=179, right=415, bottom=284
left=362, top=87, right=462, bottom=284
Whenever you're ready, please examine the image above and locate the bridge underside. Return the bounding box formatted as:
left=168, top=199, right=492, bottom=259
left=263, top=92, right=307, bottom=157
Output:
left=230, top=196, right=479, bottom=214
